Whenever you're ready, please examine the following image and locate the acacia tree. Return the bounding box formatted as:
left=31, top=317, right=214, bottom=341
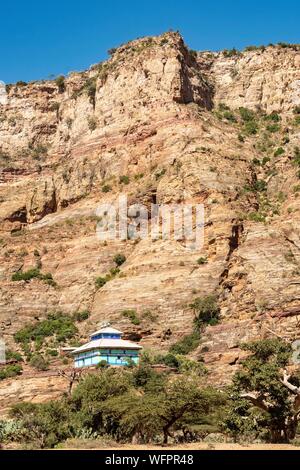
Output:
left=102, top=374, right=223, bottom=444
left=224, top=338, right=300, bottom=443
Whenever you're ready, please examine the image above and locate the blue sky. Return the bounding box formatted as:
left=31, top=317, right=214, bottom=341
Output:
left=1, top=0, right=299, bottom=83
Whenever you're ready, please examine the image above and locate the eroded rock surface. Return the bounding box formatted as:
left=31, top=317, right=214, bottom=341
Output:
left=0, top=32, right=300, bottom=411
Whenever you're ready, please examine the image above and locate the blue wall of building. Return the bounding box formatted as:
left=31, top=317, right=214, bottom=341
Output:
left=74, top=348, right=140, bottom=368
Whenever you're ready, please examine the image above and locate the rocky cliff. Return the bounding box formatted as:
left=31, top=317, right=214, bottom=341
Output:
left=0, top=32, right=300, bottom=411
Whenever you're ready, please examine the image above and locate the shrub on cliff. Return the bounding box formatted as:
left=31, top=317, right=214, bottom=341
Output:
left=122, top=309, right=140, bottom=325
left=0, top=364, right=22, bottom=381
left=5, top=350, right=23, bottom=362
left=87, top=115, right=97, bottom=131
left=14, top=313, right=78, bottom=346
left=83, top=77, right=97, bottom=105
left=55, top=75, right=65, bottom=93
left=239, top=107, right=255, bottom=122
left=12, top=268, right=40, bottom=282
left=169, top=331, right=201, bottom=355
left=113, top=253, right=126, bottom=266
left=119, top=175, right=130, bottom=185
left=12, top=268, right=57, bottom=287
left=30, top=354, right=49, bottom=371
left=95, top=276, right=107, bottom=289
left=190, top=295, right=220, bottom=328
left=72, top=310, right=90, bottom=322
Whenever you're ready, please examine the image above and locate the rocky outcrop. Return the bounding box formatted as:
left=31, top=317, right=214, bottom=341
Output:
left=0, top=32, right=300, bottom=411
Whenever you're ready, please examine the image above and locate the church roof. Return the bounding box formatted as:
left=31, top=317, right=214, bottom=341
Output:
left=71, top=338, right=142, bottom=354
left=90, top=326, right=123, bottom=336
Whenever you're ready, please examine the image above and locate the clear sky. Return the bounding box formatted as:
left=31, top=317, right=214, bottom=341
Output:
left=1, top=0, right=299, bottom=83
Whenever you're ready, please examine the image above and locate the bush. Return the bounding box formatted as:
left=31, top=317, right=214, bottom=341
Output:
left=46, top=349, right=58, bottom=357
left=72, top=310, right=90, bottom=322
left=12, top=268, right=40, bottom=282
left=87, top=116, right=97, bottom=131
left=10, top=399, right=72, bottom=448
left=169, top=330, right=201, bottom=355
left=122, top=309, right=140, bottom=325
left=223, top=111, right=237, bottom=122
left=119, top=175, right=130, bottom=185
left=266, top=123, right=280, bottom=133
left=95, top=277, right=107, bottom=289
left=0, top=419, right=25, bottom=442
left=223, top=48, right=239, bottom=57
left=141, top=310, right=158, bottom=322
left=102, top=184, right=112, bottom=193
left=239, top=107, right=255, bottom=122
left=96, top=360, right=109, bottom=369
left=11, top=268, right=56, bottom=286
left=83, top=77, right=97, bottom=105
left=113, top=254, right=126, bottom=266
left=190, top=295, right=220, bottom=328
left=274, top=147, right=285, bottom=157
left=109, top=267, right=120, bottom=276
left=5, top=350, right=23, bottom=362
left=253, top=179, right=267, bottom=192
left=159, top=353, right=180, bottom=368
left=197, top=257, right=208, bottom=265
left=264, top=112, right=281, bottom=122
left=14, top=313, right=78, bottom=345
left=30, top=354, right=49, bottom=371
left=55, top=75, right=65, bottom=93
left=243, top=120, right=258, bottom=135
left=0, top=364, right=22, bottom=381
left=293, top=147, right=300, bottom=167
left=248, top=212, right=266, bottom=223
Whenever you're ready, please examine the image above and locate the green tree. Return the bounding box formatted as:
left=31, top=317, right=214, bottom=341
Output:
left=70, top=369, right=132, bottom=433
left=224, top=338, right=300, bottom=443
left=190, top=295, right=220, bottom=328
left=102, top=374, right=222, bottom=444
left=10, top=400, right=71, bottom=448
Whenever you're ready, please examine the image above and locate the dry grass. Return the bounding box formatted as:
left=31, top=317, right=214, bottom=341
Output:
left=56, top=441, right=299, bottom=451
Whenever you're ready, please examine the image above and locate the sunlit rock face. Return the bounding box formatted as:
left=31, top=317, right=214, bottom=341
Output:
left=0, top=32, right=300, bottom=410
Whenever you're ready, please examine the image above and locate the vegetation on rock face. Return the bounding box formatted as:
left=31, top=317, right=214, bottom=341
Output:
left=102, top=184, right=112, bottom=193
left=121, top=309, right=140, bottom=325
left=72, top=310, right=90, bottom=322
left=14, top=312, right=78, bottom=346
left=190, top=295, right=220, bottom=328
left=119, top=175, right=130, bottom=185
left=29, top=354, right=49, bottom=371
left=12, top=268, right=57, bottom=287
left=113, top=254, right=126, bottom=266
left=169, top=331, right=201, bottom=355
left=55, top=75, right=65, bottom=93
left=0, top=364, right=22, bottom=381
left=5, top=350, right=23, bottom=362
left=87, top=115, right=97, bottom=131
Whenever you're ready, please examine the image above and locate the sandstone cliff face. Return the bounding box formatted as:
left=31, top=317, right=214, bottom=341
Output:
left=0, top=32, right=300, bottom=411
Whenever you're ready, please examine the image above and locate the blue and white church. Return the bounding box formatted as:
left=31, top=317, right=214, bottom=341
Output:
left=71, top=325, right=142, bottom=368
